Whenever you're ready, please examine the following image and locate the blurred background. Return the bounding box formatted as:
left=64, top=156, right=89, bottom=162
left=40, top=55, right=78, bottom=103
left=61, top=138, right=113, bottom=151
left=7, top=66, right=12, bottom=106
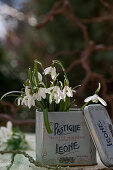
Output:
left=0, top=0, right=113, bottom=131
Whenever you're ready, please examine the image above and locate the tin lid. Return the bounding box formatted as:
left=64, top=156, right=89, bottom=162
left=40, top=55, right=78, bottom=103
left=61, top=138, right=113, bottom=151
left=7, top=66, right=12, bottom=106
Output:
left=84, top=104, right=113, bottom=167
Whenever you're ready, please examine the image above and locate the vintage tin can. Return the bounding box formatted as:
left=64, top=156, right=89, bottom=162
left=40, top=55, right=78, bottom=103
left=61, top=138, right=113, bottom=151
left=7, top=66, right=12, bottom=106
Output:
left=84, top=104, right=113, bottom=167
left=36, top=109, right=97, bottom=166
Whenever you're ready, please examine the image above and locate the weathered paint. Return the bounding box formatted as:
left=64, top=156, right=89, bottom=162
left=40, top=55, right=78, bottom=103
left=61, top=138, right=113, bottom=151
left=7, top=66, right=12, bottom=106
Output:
left=36, top=110, right=97, bottom=166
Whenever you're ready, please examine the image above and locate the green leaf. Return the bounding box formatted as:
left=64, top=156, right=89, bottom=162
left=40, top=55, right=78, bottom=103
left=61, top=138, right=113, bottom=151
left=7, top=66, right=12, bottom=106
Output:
left=73, top=85, right=81, bottom=90
left=59, top=100, right=65, bottom=111
left=95, top=83, right=101, bottom=94
left=34, top=61, right=39, bottom=87
left=1, top=91, right=23, bottom=100
left=6, top=128, right=29, bottom=151
left=65, top=99, right=76, bottom=111
left=64, top=96, right=70, bottom=111
left=34, top=59, right=47, bottom=86
left=35, top=100, right=44, bottom=111
left=53, top=60, right=69, bottom=85
left=34, top=60, right=42, bottom=66
left=28, top=68, right=34, bottom=88
left=43, top=108, right=52, bottom=134
left=80, top=101, right=90, bottom=111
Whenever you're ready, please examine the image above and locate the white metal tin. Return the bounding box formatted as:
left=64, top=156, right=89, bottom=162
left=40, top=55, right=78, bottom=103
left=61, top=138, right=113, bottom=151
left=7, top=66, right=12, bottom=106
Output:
left=84, top=104, right=113, bottom=167
left=36, top=110, right=97, bottom=166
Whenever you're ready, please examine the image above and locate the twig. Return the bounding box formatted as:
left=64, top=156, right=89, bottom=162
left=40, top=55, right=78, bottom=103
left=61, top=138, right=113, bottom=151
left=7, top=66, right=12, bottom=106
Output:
left=1, top=0, right=113, bottom=123
left=0, top=150, right=57, bottom=170
left=7, top=153, right=16, bottom=170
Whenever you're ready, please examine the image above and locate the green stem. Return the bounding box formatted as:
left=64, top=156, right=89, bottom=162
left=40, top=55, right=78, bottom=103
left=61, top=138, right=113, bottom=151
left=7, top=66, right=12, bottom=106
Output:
left=34, top=60, right=47, bottom=87
left=43, top=108, right=53, bottom=134
left=48, top=103, right=52, bottom=112
left=95, top=82, right=101, bottom=94
left=73, top=85, right=81, bottom=90
left=64, top=96, right=70, bottom=111
left=35, top=101, right=44, bottom=111
left=35, top=105, right=42, bottom=112
left=53, top=60, right=69, bottom=85
left=80, top=101, right=89, bottom=111
left=28, top=68, right=34, bottom=89
left=59, top=100, right=65, bottom=111
left=52, top=101, right=55, bottom=112
left=65, top=99, right=76, bottom=111
left=34, top=61, right=39, bottom=87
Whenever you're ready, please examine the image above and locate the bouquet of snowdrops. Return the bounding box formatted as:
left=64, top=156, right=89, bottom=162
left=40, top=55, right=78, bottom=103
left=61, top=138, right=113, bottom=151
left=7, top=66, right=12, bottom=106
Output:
left=1, top=60, right=107, bottom=134
left=19, top=60, right=78, bottom=134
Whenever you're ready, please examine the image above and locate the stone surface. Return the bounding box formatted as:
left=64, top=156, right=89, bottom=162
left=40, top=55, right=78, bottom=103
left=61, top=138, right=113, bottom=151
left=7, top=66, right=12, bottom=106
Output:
left=0, top=134, right=111, bottom=170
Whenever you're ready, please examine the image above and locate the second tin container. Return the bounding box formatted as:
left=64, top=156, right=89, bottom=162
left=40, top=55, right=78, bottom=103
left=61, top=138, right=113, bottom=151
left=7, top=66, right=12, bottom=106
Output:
left=84, top=104, right=113, bottom=167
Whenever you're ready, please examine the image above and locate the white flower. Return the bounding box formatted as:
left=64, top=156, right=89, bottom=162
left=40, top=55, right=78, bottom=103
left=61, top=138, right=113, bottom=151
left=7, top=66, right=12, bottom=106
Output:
left=22, top=95, right=35, bottom=108
left=38, top=72, right=42, bottom=82
left=38, top=87, right=46, bottom=99
left=27, top=95, right=35, bottom=108
left=63, top=86, right=74, bottom=99
left=33, top=87, right=47, bottom=101
left=20, top=86, right=35, bottom=108
left=25, top=86, right=30, bottom=96
left=45, top=87, right=54, bottom=94
left=0, top=121, right=13, bottom=150
left=34, top=72, right=42, bottom=85
left=21, top=96, right=28, bottom=106
left=17, top=97, right=21, bottom=106
left=44, top=66, right=56, bottom=80
left=49, top=86, right=64, bottom=104
left=84, top=94, right=107, bottom=106
left=24, top=86, right=35, bottom=108
left=33, top=93, right=41, bottom=101
left=1, top=121, right=13, bottom=140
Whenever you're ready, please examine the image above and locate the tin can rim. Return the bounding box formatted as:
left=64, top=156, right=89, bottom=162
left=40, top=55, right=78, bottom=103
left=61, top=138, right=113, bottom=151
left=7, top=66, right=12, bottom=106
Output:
left=36, top=108, right=82, bottom=113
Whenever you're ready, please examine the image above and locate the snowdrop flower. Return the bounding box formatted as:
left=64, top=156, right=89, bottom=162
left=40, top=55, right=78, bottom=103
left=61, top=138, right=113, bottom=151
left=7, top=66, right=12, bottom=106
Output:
left=0, top=121, right=13, bottom=150
left=0, top=121, right=13, bottom=140
left=38, top=72, right=42, bottom=82
left=45, top=87, right=54, bottom=94
left=21, top=96, right=28, bottom=106
left=25, top=86, right=30, bottom=96
left=17, top=97, right=22, bottom=106
left=33, top=93, right=41, bottom=101
left=22, top=95, right=35, bottom=108
left=63, top=86, right=75, bottom=99
left=20, top=86, right=35, bottom=108
left=84, top=94, right=107, bottom=106
left=34, top=72, right=42, bottom=85
left=24, top=86, right=35, bottom=108
left=38, top=87, right=46, bottom=99
left=49, top=86, right=64, bottom=104
left=44, top=66, right=56, bottom=80
left=33, top=87, right=47, bottom=101
left=7, top=121, right=12, bottom=129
